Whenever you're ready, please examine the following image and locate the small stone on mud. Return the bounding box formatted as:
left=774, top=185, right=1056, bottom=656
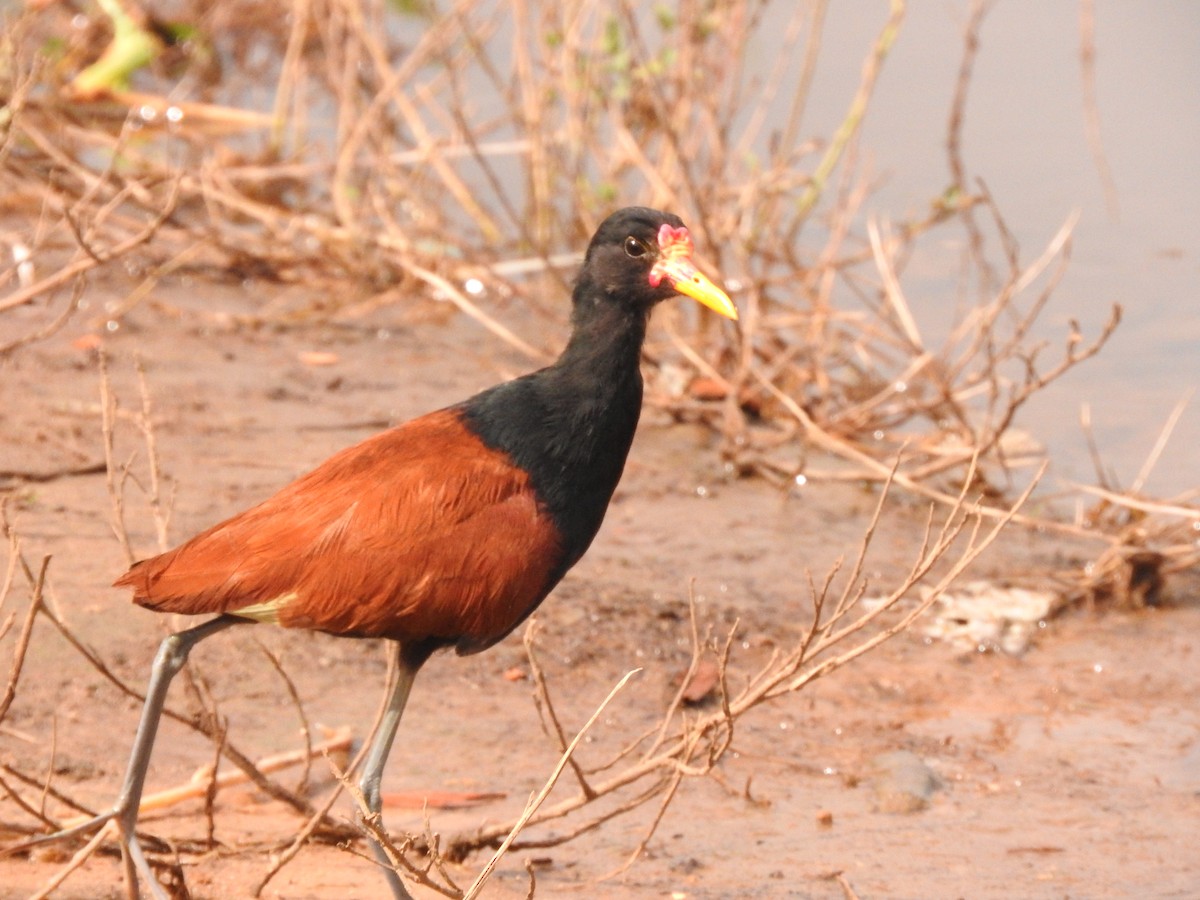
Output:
left=815, top=808, right=834, bottom=828
left=869, top=750, right=940, bottom=814
left=678, top=657, right=720, bottom=704
left=671, top=856, right=705, bottom=875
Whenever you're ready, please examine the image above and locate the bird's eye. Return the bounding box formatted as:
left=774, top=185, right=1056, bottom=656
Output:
left=624, top=237, right=648, bottom=258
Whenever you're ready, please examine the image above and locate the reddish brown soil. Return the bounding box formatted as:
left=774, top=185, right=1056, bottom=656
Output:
left=1, top=278, right=1197, bottom=899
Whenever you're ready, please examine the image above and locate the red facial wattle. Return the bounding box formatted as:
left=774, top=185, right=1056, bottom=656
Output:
left=649, top=224, right=738, bottom=320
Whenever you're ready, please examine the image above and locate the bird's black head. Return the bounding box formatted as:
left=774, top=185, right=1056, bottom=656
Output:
left=575, top=207, right=738, bottom=320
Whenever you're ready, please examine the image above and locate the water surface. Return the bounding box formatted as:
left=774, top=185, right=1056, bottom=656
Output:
left=807, top=2, right=1197, bottom=497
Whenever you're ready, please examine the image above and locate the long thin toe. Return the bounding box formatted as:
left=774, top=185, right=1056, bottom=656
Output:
left=1, top=810, right=117, bottom=857
left=124, top=833, right=171, bottom=900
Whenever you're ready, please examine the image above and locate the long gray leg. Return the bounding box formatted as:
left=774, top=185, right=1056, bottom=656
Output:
left=12, top=614, right=242, bottom=898
left=113, top=616, right=243, bottom=836
left=356, top=641, right=426, bottom=900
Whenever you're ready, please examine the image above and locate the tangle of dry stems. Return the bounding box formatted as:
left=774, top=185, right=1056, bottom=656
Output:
left=419, top=459, right=1041, bottom=872
left=0, top=0, right=1164, bottom=528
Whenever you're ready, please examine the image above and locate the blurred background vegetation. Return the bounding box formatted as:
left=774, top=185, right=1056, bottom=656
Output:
left=1, top=0, right=1195, bottom=604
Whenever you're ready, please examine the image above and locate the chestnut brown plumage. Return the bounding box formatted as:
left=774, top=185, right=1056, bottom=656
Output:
left=26, top=207, right=736, bottom=899
left=118, top=410, right=563, bottom=648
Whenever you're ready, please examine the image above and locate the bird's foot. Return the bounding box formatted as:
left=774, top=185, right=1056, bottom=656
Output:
left=3, top=810, right=170, bottom=900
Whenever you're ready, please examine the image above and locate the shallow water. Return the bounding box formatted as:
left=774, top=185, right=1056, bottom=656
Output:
left=805, top=2, right=1198, bottom=497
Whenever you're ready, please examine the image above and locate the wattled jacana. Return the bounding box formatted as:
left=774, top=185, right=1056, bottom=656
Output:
left=28, top=207, right=736, bottom=898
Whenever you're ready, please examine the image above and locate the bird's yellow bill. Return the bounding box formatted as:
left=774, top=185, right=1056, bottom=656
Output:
left=651, top=223, right=738, bottom=320
left=662, top=259, right=739, bottom=320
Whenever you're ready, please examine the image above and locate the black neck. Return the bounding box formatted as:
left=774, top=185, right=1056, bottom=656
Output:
left=461, top=298, right=649, bottom=568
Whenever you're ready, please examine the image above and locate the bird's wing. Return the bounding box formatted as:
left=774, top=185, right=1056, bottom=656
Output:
left=117, top=409, right=563, bottom=644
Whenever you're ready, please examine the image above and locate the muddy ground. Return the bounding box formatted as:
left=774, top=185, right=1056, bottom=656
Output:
left=1, top=276, right=1197, bottom=899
